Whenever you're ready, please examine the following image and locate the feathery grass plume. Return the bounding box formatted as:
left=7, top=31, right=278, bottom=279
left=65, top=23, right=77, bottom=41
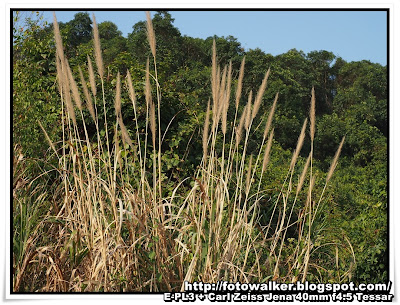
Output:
left=235, top=56, right=245, bottom=110
left=252, top=68, right=270, bottom=119
left=226, top=60, right=232, bottom=101
left=78, top=66, right=96, bottom=121
left=226, top=60, right=232, bottom=98
left=221, top=61, right=232, bottom=135
left=92, top=14, right=104, bottom=79
left=218, top=65, right=227, bottom=110
left=119, top=117, right=135, bottom=150
left=55, top=53, right=65, bottom=94
left=55, top=55, right=63, bottom=96
left=53, top=15, right=74, bottom=122
left=146, top=11, right=156, bottom=58
left=38, top=120, right=58, bottom=156
left=87, top=56, right=97, bottom=96
left=114, top=72, right=121, bottom=117
left=215, top=65, right=227, bottom=126
left=63, top=86, right=77, bottom=126
left=244, top=91, right=253, bottom=131
left=60, top=58, right=76, bottom=126
left=52, top=13, right=65, bottom=64
left=220, top=66, right=230, bottom=134
left=310, top=87, right=316, bottom=142
left=236, top=95, right=251, bottom=144
left=262, top=129, right=274, bottom=172
left=150, top=100, right=156, bottom=148
left=263, top=92, right=279, bottom=139
left=126, top=70, right=137, bottom=106
left=66, top=60, right=82, bottom=111
left=296, top=152, right=311, bottom=195
left=203, top=99, right=211, bottom=158
left=326, top=136, right=345, bottom=182
left=214, top=65, right=221, bottom=117
left=290, top=118, right=308, bottom=170
left=219, top=65, right=227, bottom=100
left=114, top=123, right=122, bottom=170
left=246, top=154, right=253, bottom=193
left=145, top=58, right=152, bottom=108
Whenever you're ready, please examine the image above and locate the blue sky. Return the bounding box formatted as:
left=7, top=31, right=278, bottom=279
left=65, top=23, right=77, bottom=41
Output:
left=43, top=10, right=387, bottom=65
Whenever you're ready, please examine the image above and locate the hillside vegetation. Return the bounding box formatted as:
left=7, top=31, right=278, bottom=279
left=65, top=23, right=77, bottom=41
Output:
left=12, top=11, right=387, bottom=292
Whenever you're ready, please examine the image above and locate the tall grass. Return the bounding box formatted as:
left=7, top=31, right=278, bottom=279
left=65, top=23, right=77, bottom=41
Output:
left=12, top=12, right=354, bottom=292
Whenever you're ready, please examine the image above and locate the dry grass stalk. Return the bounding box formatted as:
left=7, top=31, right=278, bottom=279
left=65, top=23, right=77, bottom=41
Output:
left=235, top=57, right=245, bottom=110
left=92, top=14, right=104, bottom=79
left=145, top=58, right=152, bottom=108
left=146, top=11, right=156, bottom=59
left=203, top=99, right=211, bottom=159
left=38, top=120, right=58, bottom=156
left=150, top=101, right=156, bottom=148
left=244, top=91, right=253, bottom=131
left=263, top=92, right=279, bottom=140
left=221, top=103, right=228, bottom=136
left=114, top=72, right=121, bottom=117
left=78, top=66, right=96, bottom=121
left=87, top=56, right=97, bottom=96
left=296, top=152, right=311, bottom=195
left=252, top=68, right=270, bottom=119
left=310, top=87, right=316, bottom=142
left=66, top=61, right=82, bottom=111
left=326, top=136, right=345, bottom=182
left=114, top=123, right=122, bottom=170
left=246, top=155, right=253, bottom=193
left=262, top=129, right=274, bottom=172
left=306, top=175, right=316, bottom=208
left=290, top=118, right=308, bottom=170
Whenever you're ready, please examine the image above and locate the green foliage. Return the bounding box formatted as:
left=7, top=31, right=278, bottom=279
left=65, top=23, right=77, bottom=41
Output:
left=13, top=11, right=59, bottom=158
left=63, top=12, right=92, bottom=53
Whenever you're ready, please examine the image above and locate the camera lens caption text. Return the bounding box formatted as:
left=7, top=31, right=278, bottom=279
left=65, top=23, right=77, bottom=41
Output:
left=163, top=281, right=393, bottom=302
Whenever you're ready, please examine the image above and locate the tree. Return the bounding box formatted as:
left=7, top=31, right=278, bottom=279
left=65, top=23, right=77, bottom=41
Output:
left=127, top=11, right=184, bottom=72
left=98, top=21, right=128, bottom=71
left=13, top=11, right=60, bottom=158
left=63, top=12, right=92, bottom=55
left=332, top=60, right=387, bottom=136
left=307, top=50, right=336, bottom=114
